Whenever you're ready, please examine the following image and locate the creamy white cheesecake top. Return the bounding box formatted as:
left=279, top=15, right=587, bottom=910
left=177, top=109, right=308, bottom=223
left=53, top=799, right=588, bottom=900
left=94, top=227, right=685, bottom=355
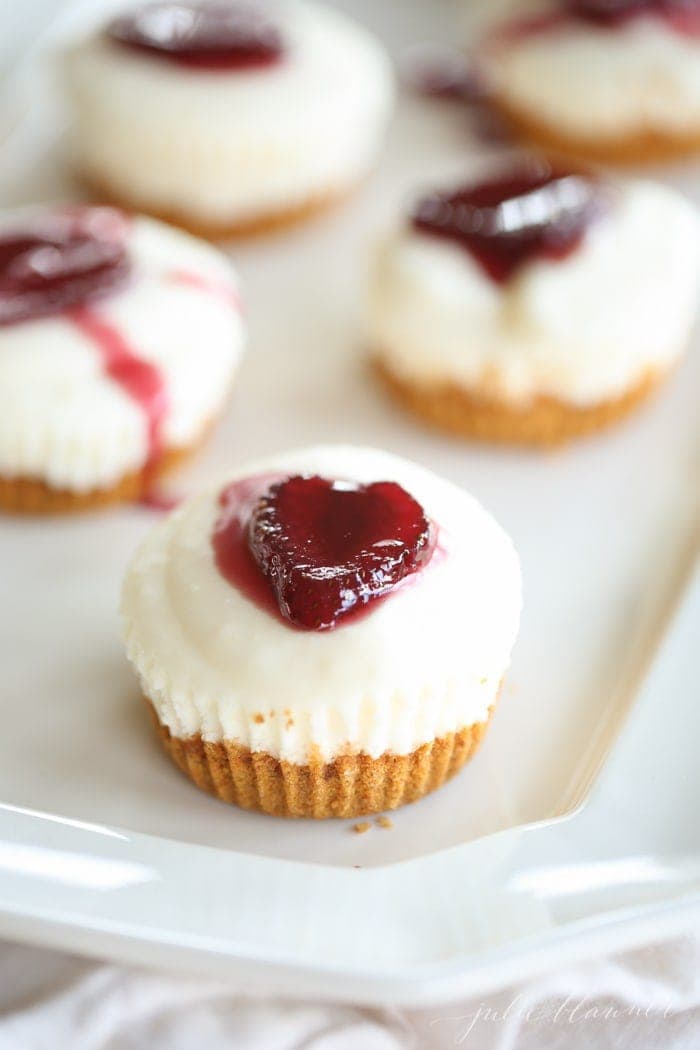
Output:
left=121, top=446, right=522, bottom=763
left=369, top=179, right=700, bottom=406
left=64, top=1, right=395, bottom=223
left=0, top=208, right=244, bottom=491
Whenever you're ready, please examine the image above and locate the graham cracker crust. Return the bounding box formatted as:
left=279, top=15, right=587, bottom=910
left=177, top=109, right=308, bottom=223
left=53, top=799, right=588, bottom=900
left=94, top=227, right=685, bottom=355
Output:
left=492, top=96, right=700, bottom=165
left=375, top=359, right=663, bottom=447
left=0, top=434, right=202, bottom=515
left=147, top=699, right=492, bottom=818
left=81, top=173, right=354, bottom=241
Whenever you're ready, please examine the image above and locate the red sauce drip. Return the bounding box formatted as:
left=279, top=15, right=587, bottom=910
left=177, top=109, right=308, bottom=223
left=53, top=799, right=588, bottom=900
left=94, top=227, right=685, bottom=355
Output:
left=168, top=269, right=241, bottom=310
left=412, top=162, right=603, bottom=284
left=69, top=307, right=169, bottom=466
left=0, top=208, right=131, bottom=326
left=213, top=473, right=284, bottom=621
left=212, top=473, right=437, bottom=631
left=108, top=2, right=285, bottom=71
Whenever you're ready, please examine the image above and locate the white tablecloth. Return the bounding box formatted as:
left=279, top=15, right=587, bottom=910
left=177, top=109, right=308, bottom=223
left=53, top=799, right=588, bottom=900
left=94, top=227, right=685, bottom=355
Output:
left=1, top=933, right=700, bottom=1049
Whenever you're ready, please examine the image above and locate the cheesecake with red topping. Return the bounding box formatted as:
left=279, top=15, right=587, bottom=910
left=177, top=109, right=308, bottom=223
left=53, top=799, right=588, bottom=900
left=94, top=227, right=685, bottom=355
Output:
left=63, top=1, right=394, bottom=237
left=121, top=446, right=521, bottom=817
left=481, top=0, right=700, bottom=163
left=369, top=160, right=700, bottom=444
left=0, top=205, right=244, bottom=511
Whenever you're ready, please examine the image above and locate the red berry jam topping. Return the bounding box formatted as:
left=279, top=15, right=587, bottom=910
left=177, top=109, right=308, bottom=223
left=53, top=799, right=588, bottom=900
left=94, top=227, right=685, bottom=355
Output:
left=213, top=473, right=435, bottom=631
left=412, top=162, right=603, bottom=284
left=565, top=0, right=700, bottom=33
left=108, top=2, right=285, bottom=71
left=0, top=208, right=131, bottom=326
left=497, top=0, right=700, bottom=38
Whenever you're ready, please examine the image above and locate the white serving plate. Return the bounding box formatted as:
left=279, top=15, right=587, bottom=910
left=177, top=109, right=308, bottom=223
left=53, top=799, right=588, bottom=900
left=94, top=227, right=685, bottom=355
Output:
left=0, top=0, right=698, bottom=1005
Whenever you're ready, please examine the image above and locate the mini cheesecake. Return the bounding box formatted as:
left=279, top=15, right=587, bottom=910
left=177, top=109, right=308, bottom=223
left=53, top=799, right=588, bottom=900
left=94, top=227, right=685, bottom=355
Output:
left=121, top=446, right=522, bottom=818
left=63, top=0, right=394, bottom=237
left=369, top=159, right=700, bottom=445
left=480, top=0, right=700, bottom=164
left=0, top=205, right=244, bottom=511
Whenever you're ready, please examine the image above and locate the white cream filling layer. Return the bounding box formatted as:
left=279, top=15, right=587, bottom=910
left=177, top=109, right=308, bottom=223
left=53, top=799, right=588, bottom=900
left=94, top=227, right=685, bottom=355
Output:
left=64, top=2, right=394, bottom=223
left=121, top=446, right=522, bottom=763
left=487, top=12, right=700, bottom=140
left=0, top=213, right=245, bottom=491
left=369, top=180, right=700, bottom=407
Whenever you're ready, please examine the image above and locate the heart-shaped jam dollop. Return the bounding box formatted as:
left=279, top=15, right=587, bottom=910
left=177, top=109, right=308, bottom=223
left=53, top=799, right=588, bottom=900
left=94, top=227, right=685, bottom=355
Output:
left=0, top=208, right=131, bottom=326
left=108, top=1, right=285, bottom=71
left=412, top=163, right=603, bottom=284
left=213, top=473, right=435, bottom=630
left=248, top=475, right=435, bottom=630
left=565, top=0, right=700, bottom=32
